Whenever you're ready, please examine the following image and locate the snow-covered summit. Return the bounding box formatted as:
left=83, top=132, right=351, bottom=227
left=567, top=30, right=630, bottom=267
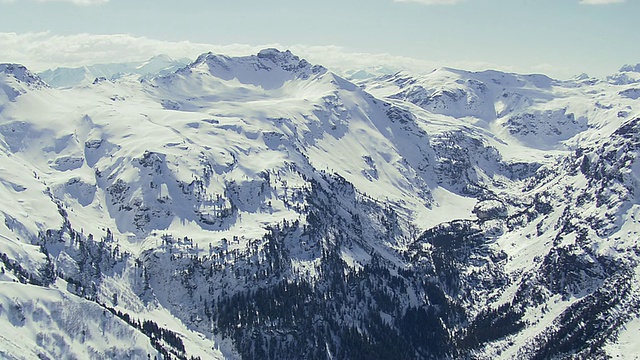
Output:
left=619, top=63, right=640, bottom=73
left=365, top=67, right=556, bottom=119
left=174, top=48, right=327, bottom=91
left=0, top=63, right=47, bottom=86
left=607, top=63, right=640, bottom=85
left=362, top=67, right=630, bottom=151
left=256, top=48, right=316, bottom=71
left=0, top=63, right=48, bottom=102
left=151, top=49, right=337, bottom=111
left=193, top=48, right=324, bottom=74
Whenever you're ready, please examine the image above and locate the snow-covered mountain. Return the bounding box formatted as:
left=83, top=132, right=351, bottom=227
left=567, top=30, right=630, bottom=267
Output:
left=37, top=54, right=189, bottom=88
left=0, top=63, right=48, bottom=102
left=608, top=63, right=640, bottom=85
left=0, top=49, right=639, bottom=359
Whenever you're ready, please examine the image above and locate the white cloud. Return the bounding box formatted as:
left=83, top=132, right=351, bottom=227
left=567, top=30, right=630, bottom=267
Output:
left=579, top=0, right=625, bottom=4
left=393, top=0, right=462, bottom=4
left=0, top=32, right=442, bottom=74
left=0, top=32, right=564, bottom=78
left=0, top=32, right=212, bottom=71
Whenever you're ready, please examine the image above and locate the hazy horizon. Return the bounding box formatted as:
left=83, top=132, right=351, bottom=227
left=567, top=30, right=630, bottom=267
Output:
left=1, top=0, right=638, bottom=79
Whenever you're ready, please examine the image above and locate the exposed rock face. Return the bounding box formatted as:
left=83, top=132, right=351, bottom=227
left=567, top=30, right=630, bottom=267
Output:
left=473, top=200, right=508, bottom=220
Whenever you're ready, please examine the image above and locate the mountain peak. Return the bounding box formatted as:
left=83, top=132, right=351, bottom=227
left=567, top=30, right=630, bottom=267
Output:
left=607, top=64, right=640, bottom=85
left=0, top=63, right=48, bottom=101
left=619, top=63, right=640, bottom=73
left=254, top=48, right=308, bottom=69
left=254, top=48, right=317, bottom=71
left=149, top=54, right=174, bottom=62
left=0, top=63, right=48, bottom=88
left=256, top=48, right=296, bottom=62
left=191, top=48, right=325, bottom=78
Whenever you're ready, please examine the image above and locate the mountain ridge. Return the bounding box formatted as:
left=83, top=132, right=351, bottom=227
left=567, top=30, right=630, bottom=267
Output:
left=0, top=49, right=639, bottom=359
left=37, top=54, right=189, bottom=88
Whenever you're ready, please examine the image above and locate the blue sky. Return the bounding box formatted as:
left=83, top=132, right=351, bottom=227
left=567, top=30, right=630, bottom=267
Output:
left=0, top=0, right=637, bottom=78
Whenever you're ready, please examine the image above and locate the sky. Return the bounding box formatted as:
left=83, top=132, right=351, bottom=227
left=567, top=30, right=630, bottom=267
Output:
left=0, top=0, right=638, bottom=79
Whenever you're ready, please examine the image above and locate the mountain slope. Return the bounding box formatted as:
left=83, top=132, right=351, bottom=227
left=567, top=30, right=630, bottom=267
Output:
left=0, top=50, right=639, bottom=359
